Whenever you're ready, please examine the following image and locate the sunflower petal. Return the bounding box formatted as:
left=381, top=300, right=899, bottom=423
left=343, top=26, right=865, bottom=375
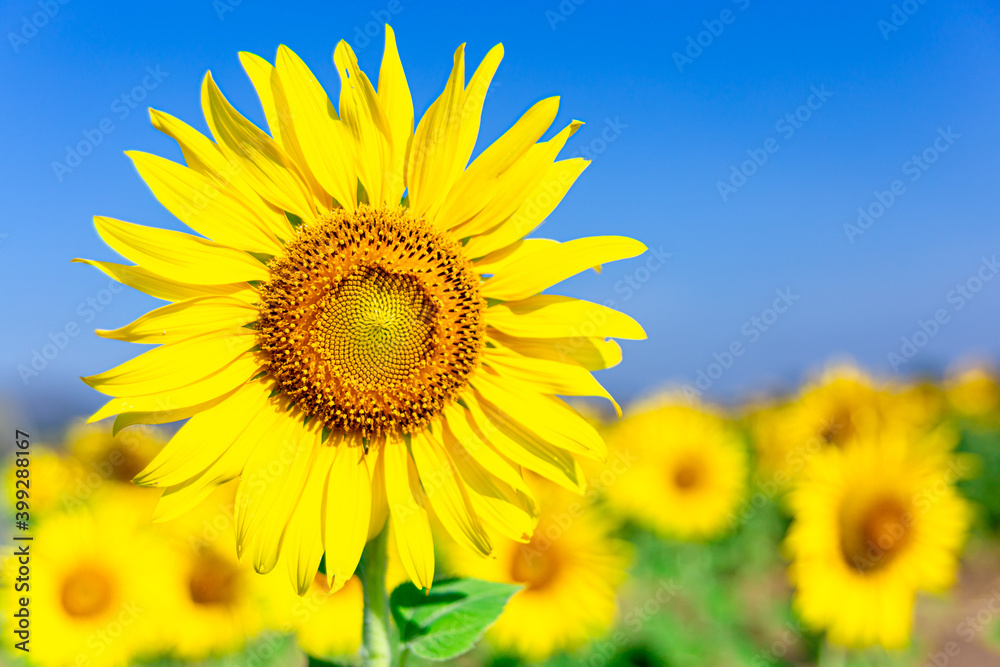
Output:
left=83, top=328, right=255, bottom=397
left=489, top=330, right=623, bottom=371
left=377, top=25, right=413, bottom=206
left=97, top=296, right=256, bottom=344
left=384, top=432, right=434, bottom=590
left=274, top=45, right=356, bottom=209
left=280, top=439, right=333, bottom=594
left=93, top=217, right=270, bottom=285
left=202, top=71, right=315, bottom=219
left=486, top=294, right=645, bottom=340
left=480, top=236, right=647, bottom=302
left=464, top=157, right=589, bottom=257
left=334, top=40, right=393, bottom=206
left=72, top=258, right=257, bottom=303
left=87, top=354, right=260, bottom=423
left=409, top=428, right=491, bottom=556
left=323, top=438, right=372, bottom=590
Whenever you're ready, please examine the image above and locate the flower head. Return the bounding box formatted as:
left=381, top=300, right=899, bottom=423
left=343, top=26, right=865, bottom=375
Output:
left=79, top=26, right=645, bottom=594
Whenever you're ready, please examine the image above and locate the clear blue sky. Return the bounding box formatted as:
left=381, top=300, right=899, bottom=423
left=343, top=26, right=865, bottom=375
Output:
left=2, top=0, right=999, bottom=429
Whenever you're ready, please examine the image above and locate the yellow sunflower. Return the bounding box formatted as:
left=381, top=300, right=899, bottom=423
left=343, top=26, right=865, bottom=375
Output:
left=751, top=365, right=935, bottom=487
left=65, top=421, right=164, bottom=486
left=158, top=484, right=293, bottom=659
left=444, top=478, right=631, bottom=661
left=78, top=26, right=645, bottom=594
left=945, top=364, right=1000, bottom=418
left=0, top=491, right=176, bottom=667
left=785, top=428, right=971, bottom=649
left=602, top=398, right=747, bottom=540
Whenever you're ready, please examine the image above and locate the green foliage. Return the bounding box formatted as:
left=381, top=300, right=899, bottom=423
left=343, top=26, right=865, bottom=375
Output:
left=389, top=578, right=521, bottom=662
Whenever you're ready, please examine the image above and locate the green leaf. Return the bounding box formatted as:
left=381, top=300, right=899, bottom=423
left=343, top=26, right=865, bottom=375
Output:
left=390, top=577, right=521, bottom=661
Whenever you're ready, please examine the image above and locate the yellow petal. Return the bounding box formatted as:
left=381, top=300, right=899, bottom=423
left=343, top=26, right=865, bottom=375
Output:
left=127, top=150, right=283, bottom=254
left=384, top=432, right=434, bottom=590
left=442, top=401, right=530, bottom=495
left=464, top=157, right=589, bottom=258
left=202, top=71, right=315, bottom=219
left=473, top=370, right=607, bottom=460
left=377, top=25, right=413, bottom=206
left=274, top=45, right=357, bottom=209
left=94, top=217, right=270, bottom=285
left=235, top=415, right=315, bottom=567
left=441, top=420, right=537, bottom=542
left=463, top=391, right=586, bottom=494
left=482, top=342, right=621, bottom=416
left=97, top=296, right=256, bottom=344
left=434, top=96, right=559, bottom=231
left=408, top=44, right=504, bottom=220
left=83, top=327, right=255, bottom=397
left=334, top=40, right=392, bottom=206
left=323, top=438, right=372, bottom=590
left=280, top=440, right=333, bottom=594
left=409, top=428, right=491, bottom=556
left=237, top=52, right=285, bottom=144
left=88, top=354, right=260, bottom=423
left=489, top=330, right=623, bottom=371
left=72, top=258, right=257, bottom=303
left=366, top=443, right=388, bottom=541
left=450, top=120, right=581, bottom=238
left=149, top=108, right=292, bottom=240
left=134, top=380, right=273, bottom=487
left=486, top=294, right=645, bottom=340
left=480, top=236, right=647, bottom=302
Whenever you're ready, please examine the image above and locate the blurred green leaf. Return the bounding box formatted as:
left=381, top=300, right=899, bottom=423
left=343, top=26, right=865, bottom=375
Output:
left=389, top=577, right=521, bottom=661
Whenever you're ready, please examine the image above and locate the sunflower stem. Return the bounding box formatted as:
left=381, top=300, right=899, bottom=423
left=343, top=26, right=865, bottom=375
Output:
left=360, top=526, right=392, bottom=667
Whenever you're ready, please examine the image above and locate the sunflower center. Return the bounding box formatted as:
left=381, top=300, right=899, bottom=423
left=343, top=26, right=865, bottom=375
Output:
left=840, top=496, right=912, bottom=573
left=257, top=204, right=486, bottom=438
left=188, top=551, right=241, bottom=606
left=61, top=565, right=115, bottom=618
left=511, top=538, right=561, bottom=591
left=820, top=407, right=856, bottom=447
left=672, top=457, right=704, bottom=492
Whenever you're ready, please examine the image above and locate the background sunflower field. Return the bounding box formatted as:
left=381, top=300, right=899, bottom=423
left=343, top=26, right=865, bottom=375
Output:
left=2, top=1, right=1000, bottom=666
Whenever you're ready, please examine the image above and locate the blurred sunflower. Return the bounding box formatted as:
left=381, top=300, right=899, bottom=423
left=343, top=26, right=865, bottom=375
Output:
left=603, top=400, right=747, bottom=540
left=1, top=492, right=175, bottom=667
left=945, top=365, right=1000, bottom=418
left=785, top=429, right=971, bottom=649
left=78, top=26, right=645, bottom=594
left=445, top=479, right=630, bottom=661
left=293, top=574, right=363, bottom=659
left=751, top=365, right=937, bottom=487
left=65, top=421, right=164, bottom=486
left=3, top=445, right=76, bottom=516
left=159, top=485, right=293, bottom=659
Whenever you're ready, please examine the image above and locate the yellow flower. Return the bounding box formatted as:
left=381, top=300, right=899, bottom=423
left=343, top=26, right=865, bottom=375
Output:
left=157, top=484, right=293, bottom=660
left=444, top=480, right=630, bottom=660
left=945, top=365, right=1000, bottom=418
left=3, top=445, right=76, bottom=516
left=603, top=399, right=747, bottom=540
left=751, top=365, right=934, bottom=487
left=0, top=492, right=176, bottom=667
left=78, top=26, right=645, bottom=594
left=65, top=421, right=164, bottom=486
left=785, top=429, right=971, bottom=649
left=293, top=574, right=363, bottom=659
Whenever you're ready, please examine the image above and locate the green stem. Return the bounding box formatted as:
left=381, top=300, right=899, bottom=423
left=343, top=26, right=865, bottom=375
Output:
left=359, top=526, right=392, bottom=667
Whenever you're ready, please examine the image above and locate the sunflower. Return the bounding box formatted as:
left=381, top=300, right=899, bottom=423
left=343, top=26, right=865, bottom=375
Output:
left=785, top=428, right=971, bottom=649
left=65, top=421, right=165, bottom=486
left=602, top=398, right=747, bottom=540
left=158, top=484, right=294, bottom=659
left=78, top=26, right=645, bottom=594
left=751, top=365, right=935, bottom=487
left=0, top=491, right=176, bottom=667
left=3, top=445, right=76, bottom=516
left=444, top=477, right=630, bottom=661
left=945, top=365, right=1000, bottom=419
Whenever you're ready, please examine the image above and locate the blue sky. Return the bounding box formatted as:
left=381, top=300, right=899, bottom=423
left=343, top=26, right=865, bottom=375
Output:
left=2, top=0, right=999, bottom=428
